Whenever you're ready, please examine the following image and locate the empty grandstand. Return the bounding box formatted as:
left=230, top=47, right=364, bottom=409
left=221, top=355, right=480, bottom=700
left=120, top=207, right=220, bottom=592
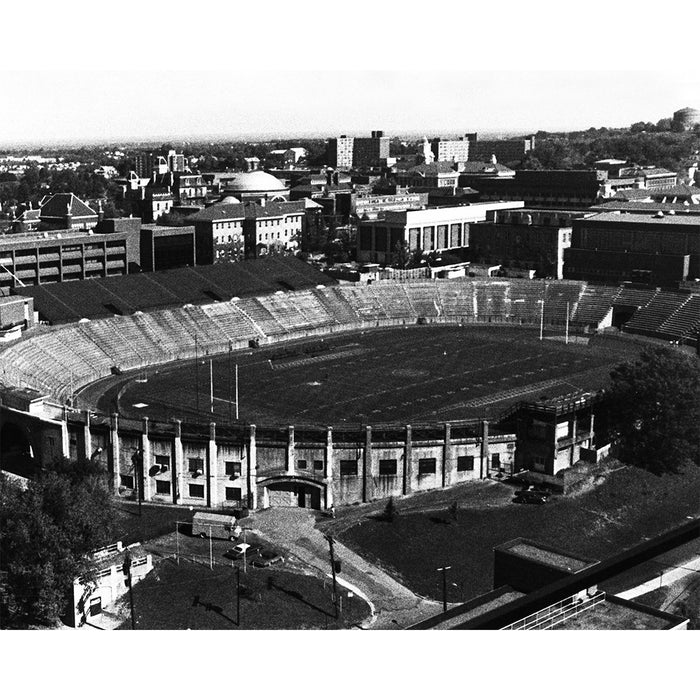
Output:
left=13, top=257, right=336, bottom=324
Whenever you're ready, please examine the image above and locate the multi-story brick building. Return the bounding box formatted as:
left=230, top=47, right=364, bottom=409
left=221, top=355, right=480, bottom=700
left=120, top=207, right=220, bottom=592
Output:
left=357, top=201, right=524, bottom=264
left=327, top=135, right=354, bottom=169
left=430, top=136, right=471, bottom=163
left=564, top=210, right=700, bottom=284
left=0, top=227, right=140, bottom=293
left=327, top=130, right=390, bottom=169
left=468, top=209, right=581, bottom=279
left=189, top=200, right=306, bottom=263
left=467, top=134, right=536, bottom=163
left=37, top=193, right=98, bottom=231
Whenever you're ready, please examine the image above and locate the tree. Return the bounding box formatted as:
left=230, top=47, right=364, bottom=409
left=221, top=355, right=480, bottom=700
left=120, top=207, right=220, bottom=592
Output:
left=382, top=496, right=398, bottom=523
left=0, top=458, right=115, bottom=627
left=605, top=347, right=700, bottom=475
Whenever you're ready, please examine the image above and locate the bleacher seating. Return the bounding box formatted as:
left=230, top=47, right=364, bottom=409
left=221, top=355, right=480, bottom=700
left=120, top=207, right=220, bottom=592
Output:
left=658, top=295, right=700, bottom=340
left=572, top=284, right=618, bottom=327
left=5, top=277, right=700, bottom=405
left=624, top=291, right=691, bottom=336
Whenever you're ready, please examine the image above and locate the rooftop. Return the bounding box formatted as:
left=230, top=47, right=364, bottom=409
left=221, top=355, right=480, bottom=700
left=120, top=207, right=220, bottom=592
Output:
left=39, top=192, right=97, bottom=219
left=496, top=537, right=597, bottom=573
left=586, top=211, right=700, bottom=226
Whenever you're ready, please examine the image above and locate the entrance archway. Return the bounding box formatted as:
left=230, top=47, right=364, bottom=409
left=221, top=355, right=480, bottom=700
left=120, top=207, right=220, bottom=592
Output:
left=261, top=479, right=323, bottom=509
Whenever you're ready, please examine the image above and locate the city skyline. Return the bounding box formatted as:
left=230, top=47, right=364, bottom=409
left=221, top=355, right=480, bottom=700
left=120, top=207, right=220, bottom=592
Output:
left=0, top=70, right=699, bottom=147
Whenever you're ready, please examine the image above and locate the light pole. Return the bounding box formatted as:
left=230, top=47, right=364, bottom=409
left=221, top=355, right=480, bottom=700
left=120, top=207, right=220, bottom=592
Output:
left=437, top=565, right=451, bottom=613
left=324, top=534, right=339, bottom=619
left=539, top=299, right=545, bottom=341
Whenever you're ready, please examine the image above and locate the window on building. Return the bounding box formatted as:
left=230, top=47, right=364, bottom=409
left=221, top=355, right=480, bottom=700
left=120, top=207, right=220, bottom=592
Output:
left=188, top=457, right=204, bottom=474
left=379, top=459, right=397, bottom=476
left=418, top=458, right=436, bottom=474
left=156, top=480, right=171, bottom=495
left=189, top=483, right=205, bottom=498
left=313, top=460, right=324, bottom=471
left=225, top=461, right=242, bottom=477
left=457, top=455, right=474, bottom=472
left=120, top=475, right=134, bottom=488
left=340, top=460, right=357, bottom=476
left=225, top=487, right=242, bottom=501
left=155, top=454, right=170, bottom=471
left=297, top=459, right=308, bottom=470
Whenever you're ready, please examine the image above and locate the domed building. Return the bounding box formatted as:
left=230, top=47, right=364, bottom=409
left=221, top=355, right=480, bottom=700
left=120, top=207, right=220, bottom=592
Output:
left=672, top=107, right=700, bottom=131
left=220, top=160, right=290, bottom=203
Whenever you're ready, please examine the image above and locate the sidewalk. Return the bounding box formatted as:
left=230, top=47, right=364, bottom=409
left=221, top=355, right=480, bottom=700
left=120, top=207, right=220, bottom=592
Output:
left=245, top=508, right=443, bottom=629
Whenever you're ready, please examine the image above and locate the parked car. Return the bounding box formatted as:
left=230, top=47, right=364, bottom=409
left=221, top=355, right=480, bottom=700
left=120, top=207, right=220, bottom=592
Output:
left=513, top=486, right=550, bottom=504
left=223, top=543, right=260, bottom=560
left=251, top=550, right=284, bottom=568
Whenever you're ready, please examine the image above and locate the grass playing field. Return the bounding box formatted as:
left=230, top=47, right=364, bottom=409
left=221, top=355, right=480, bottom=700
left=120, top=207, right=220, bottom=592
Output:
left=88, top=325, right=638, bottom=426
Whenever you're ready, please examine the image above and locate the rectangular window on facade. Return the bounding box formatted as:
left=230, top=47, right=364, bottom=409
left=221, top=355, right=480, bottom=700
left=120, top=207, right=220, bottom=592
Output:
left=189, top=483, right=205, bottom=498
left=155, top=454, right=170, bottom=471
left=418, top=458, right=437, bottom=474
left=379, top=459, right=397, bottom=476
left=297, top=459, right=308, bottom=470
left=188, top=457, right=204, bottom=474
left=340, top=460, right=357, bottom=476
left=225, top=461, right=242, bottom=477
left=156, top=480, right=171, bottom=495
left=313, top=460, right=324, bottom=471
left=225, top=487, right=242, bottom=501
left=457, top=455, right=475, bottom=472
left=120, top=475, right=134, bottom=488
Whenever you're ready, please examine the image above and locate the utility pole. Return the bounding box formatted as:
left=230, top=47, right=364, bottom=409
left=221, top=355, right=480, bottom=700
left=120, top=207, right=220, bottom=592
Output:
left=324, top=534, right=339, bottom=619
left=123, top=550, right=136, bottom=629
left=565, top=301, right=570, bottom=345
left=437, top=565, right=451, bottom=613
left=209, top=525, right=213, bottom=570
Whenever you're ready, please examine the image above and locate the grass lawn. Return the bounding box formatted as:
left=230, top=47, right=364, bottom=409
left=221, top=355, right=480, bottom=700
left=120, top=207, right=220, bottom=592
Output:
left=117, top=558, right=369, bottom=630
left=338, top=462, right=700, bottom=603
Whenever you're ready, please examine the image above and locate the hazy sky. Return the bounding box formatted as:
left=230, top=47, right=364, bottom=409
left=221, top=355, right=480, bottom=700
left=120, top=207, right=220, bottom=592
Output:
left=1, top=2, right=700, bottom=145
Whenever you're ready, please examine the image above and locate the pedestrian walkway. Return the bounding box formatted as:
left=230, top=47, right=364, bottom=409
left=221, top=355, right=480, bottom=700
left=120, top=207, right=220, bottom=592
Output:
left=245, top=508, right=443, bottom=629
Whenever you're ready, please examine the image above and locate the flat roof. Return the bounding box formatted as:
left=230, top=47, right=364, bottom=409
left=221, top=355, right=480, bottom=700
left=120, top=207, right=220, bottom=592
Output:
left=497, top=538, right=596, bottom=573
left=552, top=596, right=682, bottom=630
left=586, top=211, right=700, bottom=226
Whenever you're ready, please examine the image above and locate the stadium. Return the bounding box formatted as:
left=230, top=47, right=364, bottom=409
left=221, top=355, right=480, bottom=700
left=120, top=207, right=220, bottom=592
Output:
left=1, top=257, right=699, bottom=511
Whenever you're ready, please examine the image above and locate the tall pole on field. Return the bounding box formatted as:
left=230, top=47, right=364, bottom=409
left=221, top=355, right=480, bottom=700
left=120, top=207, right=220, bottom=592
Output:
left=209, top=358, right=214, bottom=415
left=236, top=565, right=241, bottom=626
left=235, top=364, right=239, bottom=421
left=437, top=565, right=451, bottom=613
left=539, top=299, right=544, bottom=341
left=209, top=525, right=213, bottom=570
left=565, top=301, right=570, bottom=345
left=228, top=342, right=233, bottom=423
left=195, top=333, right=200, bottom=414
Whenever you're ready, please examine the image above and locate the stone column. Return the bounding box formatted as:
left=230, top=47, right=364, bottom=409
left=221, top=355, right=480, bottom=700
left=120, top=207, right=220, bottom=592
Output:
left=110, top=413, right=120, bottom=496
left=142, top=417, right=152, bottom=501
left=208, top=422, right=218, bottom=507
left=480, top=420, right=490, bottom=479
left=363, top=425, right=372, bottom=503
left=325, top=426, right=334, bottom=508
left=173, top=420, right=184, bottom=504
left=248, top=424, right=258, bottom=510
left=83, top=410, right=92, bottom=461
left=443, top=423, right=452, bottom=487
left=403, top=425, right=412, bottom=496
left=287, top=425, right=295, bottom=473
left=61, top=407, right=70, bottom=459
